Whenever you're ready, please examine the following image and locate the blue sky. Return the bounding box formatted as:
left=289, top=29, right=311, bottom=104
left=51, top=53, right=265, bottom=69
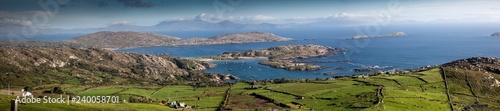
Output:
left=0, top=0, right=499, bottom=29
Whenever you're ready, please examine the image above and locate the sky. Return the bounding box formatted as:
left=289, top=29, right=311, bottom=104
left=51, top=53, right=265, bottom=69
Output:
left=0, top=0, right=499, bottom=29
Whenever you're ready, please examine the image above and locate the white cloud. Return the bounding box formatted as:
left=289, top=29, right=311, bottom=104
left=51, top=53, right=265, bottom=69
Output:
left=110, top=20, right=133, bottom=25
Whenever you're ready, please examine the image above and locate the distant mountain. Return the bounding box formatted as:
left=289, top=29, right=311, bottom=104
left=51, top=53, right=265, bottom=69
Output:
left=491, top=32, right=500, bottom=36
left=99, top=24, right=145, bottom=31
left=152, top=20, right=283, bottom=30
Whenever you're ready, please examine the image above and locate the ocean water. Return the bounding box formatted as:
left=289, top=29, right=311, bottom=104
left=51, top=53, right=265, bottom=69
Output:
left=3, top=27, right=500, bottom=80
left=117, top=28, right=500, bottom=80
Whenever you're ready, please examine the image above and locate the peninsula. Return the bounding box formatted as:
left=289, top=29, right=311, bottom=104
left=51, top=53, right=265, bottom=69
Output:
left=203, top=44, right=344, bottom=71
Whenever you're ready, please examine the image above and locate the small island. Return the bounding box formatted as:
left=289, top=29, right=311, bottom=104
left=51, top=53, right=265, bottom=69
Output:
left=202, top=44, right=344, bottom=71
left=491, top=32, right=500, bottom=36
left=347, top=32, right=407, bottom=40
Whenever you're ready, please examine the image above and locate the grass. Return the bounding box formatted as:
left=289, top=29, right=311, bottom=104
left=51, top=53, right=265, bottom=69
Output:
left=413, top=68, right=443, bottom=83
left=79, top=88, right=125, bottom=96
left=355, top=78, right=400, bottom=87
left=0, top=94, right=178, bottom=111
left=379, top=75, right=427, bottom=86
left=118, top=88, right=156, bottom=97
left=266, top=81, right=358, bottom=96
left=66, top=87, right=86, bottom=93
left=368, top=97, right=449, bottom=111
left=1, top=68, right=469, bottom=111
left=150, top=85, right=228, bottom=110
left=314, top=85, right=378, bottom=99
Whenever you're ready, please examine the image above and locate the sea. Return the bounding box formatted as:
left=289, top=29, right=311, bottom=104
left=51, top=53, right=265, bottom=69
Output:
left=3, top=26, right=500, bottom=80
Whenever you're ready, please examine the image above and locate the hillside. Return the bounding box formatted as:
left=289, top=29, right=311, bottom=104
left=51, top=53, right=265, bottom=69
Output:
left=169, top=32, right=293, bottom=46
left=442, top=57, right=500, bottom=110
left=66, top=31, right=181, bottom=48
left=0, top=47, right=234, bottom=87
left=2, top=57, right=500, bottom=110
left=0, top=31, right=293, bottom=49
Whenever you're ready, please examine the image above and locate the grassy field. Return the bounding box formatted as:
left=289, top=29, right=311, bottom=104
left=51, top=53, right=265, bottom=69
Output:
left=1, top=68, right=470, bottom=111
left=119, top=88, right=156, bottom=97
left=79, top=88, right=125, bottom=96
left=150, top=85, right=228, bottom=110
left=0, top=94, right=178, bottom=111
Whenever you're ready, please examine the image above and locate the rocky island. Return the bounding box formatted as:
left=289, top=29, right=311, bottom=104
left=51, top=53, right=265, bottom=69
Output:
left=347, top=32, right=407, bottom=39
left=203, top=44, right=344, bottom=71
left=0, top=31, right=293, bottom=49
left=491, top=32, right=500, bottom=36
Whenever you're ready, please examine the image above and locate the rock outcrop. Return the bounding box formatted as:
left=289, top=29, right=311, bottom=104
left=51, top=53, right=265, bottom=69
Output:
left=442, top=57, right=500, bottom=74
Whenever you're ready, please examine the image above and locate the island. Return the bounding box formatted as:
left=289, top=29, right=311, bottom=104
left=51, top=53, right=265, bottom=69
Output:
left=347, top=32, right=407, bottom=39
left=202, top=44, right=344, bottom=71
left=491, top=32, right=500, bottom=36
left=0, top=31, right=293, bottom=49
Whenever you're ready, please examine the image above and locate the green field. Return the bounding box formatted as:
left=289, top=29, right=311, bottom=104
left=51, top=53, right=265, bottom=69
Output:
left=119, top=88, right=156, bottom=97
left=79, top=88, right=125, bottom=96
left=2, top=68, right=478, bottom=111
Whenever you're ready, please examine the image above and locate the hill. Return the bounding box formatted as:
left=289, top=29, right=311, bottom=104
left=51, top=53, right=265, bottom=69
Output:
left=2, top=56, right=500, bottom=110
left=0, top=47, right=234, bottom=87
left=172, top=32, right=293, bottom=46
left=66, top=31, right=181, bottom=48
left=442, top=57, right=500, bottom=110
left=0, top=31, right=293, bottom=49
